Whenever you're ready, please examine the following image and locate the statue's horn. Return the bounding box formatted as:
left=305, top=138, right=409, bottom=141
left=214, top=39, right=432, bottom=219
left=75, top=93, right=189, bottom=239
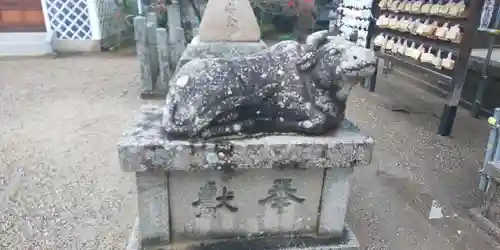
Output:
left=305, top=30, right=329, bottom=49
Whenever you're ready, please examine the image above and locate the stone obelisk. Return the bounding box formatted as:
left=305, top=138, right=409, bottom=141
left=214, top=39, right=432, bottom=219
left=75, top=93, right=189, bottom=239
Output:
left=198, top=0, right=261, bottom=42
left=174, top=0, right=267, bottom=72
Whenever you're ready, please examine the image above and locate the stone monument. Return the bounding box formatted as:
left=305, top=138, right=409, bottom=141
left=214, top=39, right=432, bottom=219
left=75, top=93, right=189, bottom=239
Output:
left=134, top=13, right=160, bottom=97
left=134, top=0, right=191, bottom=99
left=120, top=1, right=377, bottom=249
left=198, top=0, right=260, bottom=42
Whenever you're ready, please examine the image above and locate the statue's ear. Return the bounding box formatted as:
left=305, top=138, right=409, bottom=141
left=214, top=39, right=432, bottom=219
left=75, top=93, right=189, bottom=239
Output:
left=296, top=51, right=317, bottom=72
left=298, top=30, right=332, bottom=72
left=297, top=49, right=330, bottom=72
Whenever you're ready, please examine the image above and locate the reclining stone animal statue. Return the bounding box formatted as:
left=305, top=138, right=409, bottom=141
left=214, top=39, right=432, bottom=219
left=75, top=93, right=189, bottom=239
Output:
left=162, top=30, right=376, bottom=139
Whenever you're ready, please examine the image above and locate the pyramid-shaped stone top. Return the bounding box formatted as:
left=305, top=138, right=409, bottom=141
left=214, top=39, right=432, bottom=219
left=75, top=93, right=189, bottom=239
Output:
left=198, top=0, right=261, bottom=42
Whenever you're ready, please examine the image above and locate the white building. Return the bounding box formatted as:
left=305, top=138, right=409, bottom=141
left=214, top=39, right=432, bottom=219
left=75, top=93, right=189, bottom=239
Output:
left=0, top=0, right=132, bottom=56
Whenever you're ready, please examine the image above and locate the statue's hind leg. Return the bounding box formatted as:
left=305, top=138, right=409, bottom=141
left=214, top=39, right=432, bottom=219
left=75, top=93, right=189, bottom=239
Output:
left=199, top=120, right=255, bottom=138
left=276, top=114, right=329, bottom=135
left=276, top=97, right=337, bottom=134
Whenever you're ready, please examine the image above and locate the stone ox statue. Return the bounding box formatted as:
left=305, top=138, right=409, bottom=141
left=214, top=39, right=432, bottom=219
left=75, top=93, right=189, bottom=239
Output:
left=162, top=30, right=376, bottom=139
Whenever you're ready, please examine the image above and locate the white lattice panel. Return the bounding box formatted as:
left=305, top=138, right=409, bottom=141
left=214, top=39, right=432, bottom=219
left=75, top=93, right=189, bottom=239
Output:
left=44, top=0, right=93, bottom=40
left=97, top=0, right=127, bottom=39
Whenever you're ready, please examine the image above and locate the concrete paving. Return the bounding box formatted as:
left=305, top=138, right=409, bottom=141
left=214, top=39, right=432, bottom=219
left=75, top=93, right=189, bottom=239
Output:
left=0, top=52, right=499, bottom=249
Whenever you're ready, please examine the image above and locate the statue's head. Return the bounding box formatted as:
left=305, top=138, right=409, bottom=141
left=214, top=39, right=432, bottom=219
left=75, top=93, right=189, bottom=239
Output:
left=297, top=30, right=376, bottom=83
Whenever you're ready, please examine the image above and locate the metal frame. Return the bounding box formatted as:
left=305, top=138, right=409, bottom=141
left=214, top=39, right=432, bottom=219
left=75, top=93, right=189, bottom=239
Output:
left=479, top=108, right=500, bottom=192
left=472, top=7, right=500, bottom=117
left=368, top=0, right=487, bottom=136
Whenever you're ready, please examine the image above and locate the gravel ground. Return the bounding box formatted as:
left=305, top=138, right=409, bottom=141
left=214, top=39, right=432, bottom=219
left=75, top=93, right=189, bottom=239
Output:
left=0, top=53, right=499, bottom=249
left=0, top=53, right=150, bottom=249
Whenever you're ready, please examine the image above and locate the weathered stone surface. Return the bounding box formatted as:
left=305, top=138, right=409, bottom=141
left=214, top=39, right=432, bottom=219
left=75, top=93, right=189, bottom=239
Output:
left=135, top=13, right=161, bottom=97
left=146, top=13, right=159, bottom=92
left=198, top=0, right=260, bottom=42
left=169, top=169, right=323, bottom=239
left=175, top=35, right=268, bottom=72
left=318, top=167, right=353, bottom=236
left=163, top=31, right=377, bottom=139
left=156, top=28, right=171, bottom=93
left=136, top=170, right=170, bottom=246
left=166, top=3, right=185, bottom=69
left=134, top=16, right=153, bottom=93
left=117, top=105, right=374, bottom=173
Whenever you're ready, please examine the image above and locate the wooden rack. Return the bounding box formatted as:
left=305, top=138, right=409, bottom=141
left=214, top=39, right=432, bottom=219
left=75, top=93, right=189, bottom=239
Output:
left=471, top=5, right=500, bottom=117
left=367, top=0, right=486, bottom=136
left=336, top=0, right=375, bottom=47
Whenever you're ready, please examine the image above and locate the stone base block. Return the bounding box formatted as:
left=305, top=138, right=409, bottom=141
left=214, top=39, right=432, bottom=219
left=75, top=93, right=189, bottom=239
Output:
left=118, top=106, right=373, bottom=248
left=118, top=106, right=373, bottom=173
left=126, top=217, right=360, bottom=250
left=175, top=35, right=267, bottom=72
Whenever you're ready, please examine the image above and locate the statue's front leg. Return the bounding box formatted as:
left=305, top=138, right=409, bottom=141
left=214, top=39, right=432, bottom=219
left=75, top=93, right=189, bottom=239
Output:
left=199, top=120, right=255, bottom=138
left=213, top=110, right=240, bottom=124
left=277, top=106, right=331, bottom=135
left=314, top=88, right=338, bottom=115
left=335, top=79, right=359, bottom=102
left=292, top=117, right=329, bottom=135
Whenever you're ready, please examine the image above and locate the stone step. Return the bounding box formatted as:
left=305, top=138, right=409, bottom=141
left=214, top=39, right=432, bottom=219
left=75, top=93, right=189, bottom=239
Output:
left=125, top=217, right=360, bottom=250
left=0, top=32, right=54, bottom=57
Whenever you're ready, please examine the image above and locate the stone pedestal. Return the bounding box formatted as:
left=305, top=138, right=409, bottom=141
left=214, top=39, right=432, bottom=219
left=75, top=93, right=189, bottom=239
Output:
left=175, top=35, right=268, bottom=72
left=118, top=106, right=374, bottom=249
